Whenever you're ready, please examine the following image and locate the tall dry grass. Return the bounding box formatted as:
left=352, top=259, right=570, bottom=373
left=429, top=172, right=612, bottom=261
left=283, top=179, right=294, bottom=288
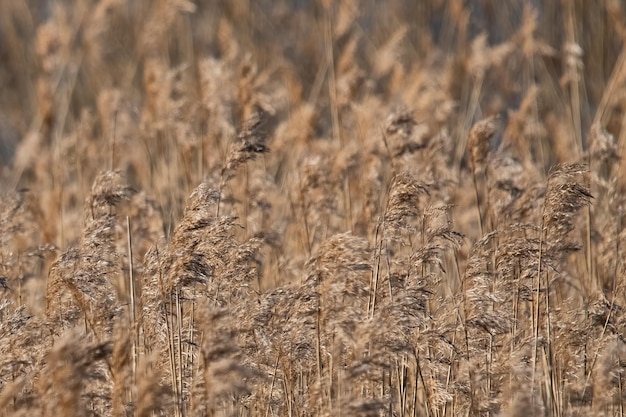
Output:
left=1, top=1, right=626, bottom=416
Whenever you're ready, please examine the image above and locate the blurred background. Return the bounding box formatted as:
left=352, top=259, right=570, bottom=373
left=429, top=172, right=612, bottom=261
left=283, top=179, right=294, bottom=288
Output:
left=1, top=1, right=623, bottom=170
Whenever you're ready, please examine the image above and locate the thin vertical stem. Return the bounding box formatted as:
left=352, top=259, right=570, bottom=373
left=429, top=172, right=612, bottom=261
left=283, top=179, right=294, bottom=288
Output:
left=126, top=217, right=137, bottom=394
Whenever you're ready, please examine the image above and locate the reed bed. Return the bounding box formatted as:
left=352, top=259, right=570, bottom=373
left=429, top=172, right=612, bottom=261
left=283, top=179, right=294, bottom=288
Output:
left=1, top=1, right=626, bottom=416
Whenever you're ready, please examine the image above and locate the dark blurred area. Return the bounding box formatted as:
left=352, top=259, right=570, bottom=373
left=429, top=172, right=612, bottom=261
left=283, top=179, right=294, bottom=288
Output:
left=0, top=0, right=623, bottom=169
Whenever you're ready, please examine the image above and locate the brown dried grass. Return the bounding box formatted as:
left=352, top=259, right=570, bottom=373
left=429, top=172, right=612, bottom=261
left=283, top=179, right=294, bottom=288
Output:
left=1, top=1, right=626, bottom=416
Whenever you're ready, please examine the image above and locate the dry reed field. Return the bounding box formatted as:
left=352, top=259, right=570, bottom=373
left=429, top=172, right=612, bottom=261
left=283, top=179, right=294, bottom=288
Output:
left=2, top=0, right=626, bottom=416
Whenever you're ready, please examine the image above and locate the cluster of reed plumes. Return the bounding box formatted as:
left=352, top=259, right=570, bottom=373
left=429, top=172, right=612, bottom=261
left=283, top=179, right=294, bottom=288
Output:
left=2, top=1, right=626, bottom=416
